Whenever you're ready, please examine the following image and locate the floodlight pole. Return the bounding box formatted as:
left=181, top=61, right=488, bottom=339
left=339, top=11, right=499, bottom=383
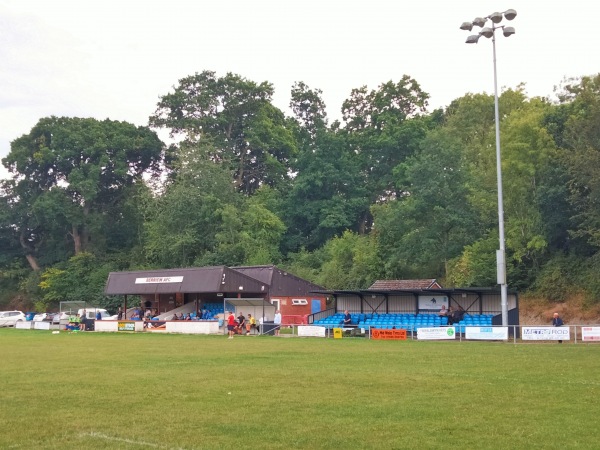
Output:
left=461, top=10, right=516, bottom=327
left=491, top=29, right=509, bottom=327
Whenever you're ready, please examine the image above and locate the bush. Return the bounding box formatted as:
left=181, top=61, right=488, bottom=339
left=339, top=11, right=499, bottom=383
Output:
left=531, top=254, right=581, bottom=302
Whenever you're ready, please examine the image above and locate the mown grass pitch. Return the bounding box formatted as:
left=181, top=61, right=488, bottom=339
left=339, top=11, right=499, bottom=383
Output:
left=1, top=329, right=599, bottom=449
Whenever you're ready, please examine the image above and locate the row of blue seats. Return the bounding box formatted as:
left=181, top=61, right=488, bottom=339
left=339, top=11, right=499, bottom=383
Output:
left=315, top=313, right=494, bottom=327
left=316, top=324, right=490, bottom=332
left=316, top=313, right=494, bottom=320
left=200, top=303, right=236, bottom=315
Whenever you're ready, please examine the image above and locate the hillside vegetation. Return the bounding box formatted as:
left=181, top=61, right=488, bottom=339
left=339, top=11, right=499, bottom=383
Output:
left=520, top=294, right=600, bottom=325
left=2, top=72, right=600, bottom=313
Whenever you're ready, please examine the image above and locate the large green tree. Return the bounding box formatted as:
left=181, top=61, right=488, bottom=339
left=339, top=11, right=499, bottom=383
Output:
left=142, top=143, right=238, bottom=268
left=282, top=82, right=368, bottom=251
left=499, top=98, right=557, bottom=286
left=314, top=231, right=382, bottom=289
left=374, top=127, right=479, bottom=280
left=2, top=117, right=164, bottom=268
left=150, top=70, right=297, bottom=195
left=200, top=193, right=286, bottom=267
left=340, top=76, right=431, bottom=232
left=558, top=75, right=600, bottom=249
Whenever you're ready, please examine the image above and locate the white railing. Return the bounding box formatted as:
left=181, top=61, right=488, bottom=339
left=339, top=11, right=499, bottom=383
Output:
left=275, top=324, right=600, bottom=343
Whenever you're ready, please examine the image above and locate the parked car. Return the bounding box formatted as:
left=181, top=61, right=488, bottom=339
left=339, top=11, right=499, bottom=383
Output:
left=78, top=308, right=114, bottom=320
left=33, top=313, right=51, bottom=322
left=52, top=312, right=71, bottom=323
left=0, top=310, right=27, bottom=327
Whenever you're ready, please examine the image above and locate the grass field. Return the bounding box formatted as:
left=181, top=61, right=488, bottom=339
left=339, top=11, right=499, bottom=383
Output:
left=1, top=329, right=599, bottom=449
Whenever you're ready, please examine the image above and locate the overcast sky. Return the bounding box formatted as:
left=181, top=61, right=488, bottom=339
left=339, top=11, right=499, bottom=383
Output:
left=1, top=0, right=598, bottom=179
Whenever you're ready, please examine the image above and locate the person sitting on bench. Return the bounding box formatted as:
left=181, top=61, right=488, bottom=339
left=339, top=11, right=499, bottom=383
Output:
left=343, top=310, right=352, bottom=327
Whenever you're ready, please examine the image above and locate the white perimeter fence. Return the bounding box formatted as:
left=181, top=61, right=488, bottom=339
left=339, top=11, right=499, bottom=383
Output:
left=278, top=324, right=600, bottom=343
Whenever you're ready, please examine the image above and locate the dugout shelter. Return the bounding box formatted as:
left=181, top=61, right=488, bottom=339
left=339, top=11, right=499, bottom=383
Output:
left=308, top=284, right=519, bottom=328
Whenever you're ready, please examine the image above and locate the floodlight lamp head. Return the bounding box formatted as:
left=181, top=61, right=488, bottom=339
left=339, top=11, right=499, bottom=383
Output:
left=489, top=12, right=503, bottom=23
left=503, top=26, right=515, bottom=37
left=481, top=27, right=494, bottom=38
left=465, top=34, right=480, bottom=44
left=504, top=9, right=517, bottom=20
left=460, top=22, right=473, bottom=31
left=472, top=17, right=487, bottom=28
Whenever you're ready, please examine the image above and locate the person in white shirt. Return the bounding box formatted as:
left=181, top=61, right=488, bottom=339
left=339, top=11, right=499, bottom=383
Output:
left=273, top=310, right=282, bottom=336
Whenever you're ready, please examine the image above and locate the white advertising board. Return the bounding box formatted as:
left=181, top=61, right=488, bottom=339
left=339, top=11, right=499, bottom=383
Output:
left=522, top=326, right=570, bottom=341
left=581, top=327, right=600, bottom=342
left=465, top=326, right=508, bottom=340
left=418, top=295, right=449, bottom=310
left=33, top=321, right=59, bottom=330
left=298, top=326, right=326, bottom=337
left=417, top=326, right=456, bottom=340
left=166, top=321, right=218, bottom=335
left=95, top=320, right=144, bottom=332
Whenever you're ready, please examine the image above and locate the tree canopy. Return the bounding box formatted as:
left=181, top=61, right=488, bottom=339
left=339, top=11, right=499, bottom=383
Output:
left=2, top=71, right=600, bottom=311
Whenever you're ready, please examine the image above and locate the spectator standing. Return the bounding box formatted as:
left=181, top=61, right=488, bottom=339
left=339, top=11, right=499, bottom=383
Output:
left=273, top=310, right=282, bottom=336
left=117, top=307, right=123, bottom=320
left=552, top=312, right=564, bottom=344
left=96, top=310, right=102, bottom=320
left=227, top=311, right=237, bottom=339
left=79, top=311, right=87, bottom=331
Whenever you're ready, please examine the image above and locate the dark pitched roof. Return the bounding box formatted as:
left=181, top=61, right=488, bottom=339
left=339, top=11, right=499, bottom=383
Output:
left=368, top=279, right=442, bottom=290
left=104, top=266, right=267, bottom=295
left=104, top=265, right=324, bottom=297
left=232, top=265, right=325, bottom=296
left=231, top=265, right=275, bottom=286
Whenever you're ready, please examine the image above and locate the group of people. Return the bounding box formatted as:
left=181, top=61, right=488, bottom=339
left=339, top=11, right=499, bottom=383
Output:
left=226, top=310, right=283, bottom=338
left=227, top=311, right=260, bottom=339
left=130, top=307, right=158, bottom=320
left=438, top=305, right=465, bottom=325
left=65, top=310, right=104, bottom=331
left=128, top=305, right=222, bottom=322
left=198, top=307, right=216, bottom=320
left=226, top=311, right=261, bottom=338
left=171, top=312, right=193, bottom=320
left=66, top=313, right=83, bottom=331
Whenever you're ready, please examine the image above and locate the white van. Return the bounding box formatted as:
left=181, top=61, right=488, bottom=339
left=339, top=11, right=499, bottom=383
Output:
left=78, top=308, right=115, bottom=320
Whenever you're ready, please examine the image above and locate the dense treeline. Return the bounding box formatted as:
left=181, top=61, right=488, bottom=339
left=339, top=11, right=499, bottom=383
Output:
left=2, top=71, right=600, bottom=312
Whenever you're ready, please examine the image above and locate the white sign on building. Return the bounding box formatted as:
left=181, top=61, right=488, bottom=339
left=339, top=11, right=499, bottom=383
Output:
left=418, top=295, right=448, bottom=310
left=135, top=276, right=184, bottom=284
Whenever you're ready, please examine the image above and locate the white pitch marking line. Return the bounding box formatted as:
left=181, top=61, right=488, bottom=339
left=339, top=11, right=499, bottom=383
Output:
left=82, top=432, right=186, bottom=449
